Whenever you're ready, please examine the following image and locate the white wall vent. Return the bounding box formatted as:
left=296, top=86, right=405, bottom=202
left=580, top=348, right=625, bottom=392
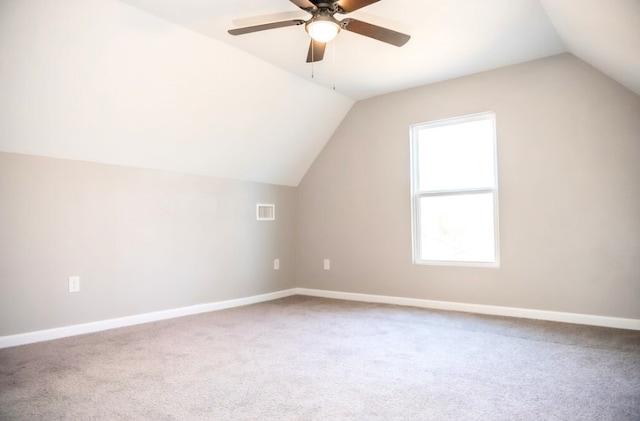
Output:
left=256, top=204, right=275, bottom=221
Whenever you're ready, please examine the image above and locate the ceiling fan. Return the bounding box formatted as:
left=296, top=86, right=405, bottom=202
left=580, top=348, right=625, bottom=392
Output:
left=228, top=0, right=410, bottom=63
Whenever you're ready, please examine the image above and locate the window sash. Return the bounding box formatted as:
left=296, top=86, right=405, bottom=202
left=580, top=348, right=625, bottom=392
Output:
left=414, top=190, right=499, bottom=265
left=416, top=117, right=497, bottom=192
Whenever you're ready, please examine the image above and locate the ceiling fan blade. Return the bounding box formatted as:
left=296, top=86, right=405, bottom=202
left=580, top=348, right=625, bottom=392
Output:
left=336, top=0, right=380, bottom=13
left=290, top=0, right=317, bottom=12
left=306, top=39, right=326, bottom=63
left=341, top=18, right=410, bottom=46
left=228, top=19, right=305, bottom=36
left=232, top=11, right=307, bottom=28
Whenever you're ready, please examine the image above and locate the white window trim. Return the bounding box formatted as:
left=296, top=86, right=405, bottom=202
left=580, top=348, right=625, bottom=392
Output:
left=410, top=112, right=500, bottom=268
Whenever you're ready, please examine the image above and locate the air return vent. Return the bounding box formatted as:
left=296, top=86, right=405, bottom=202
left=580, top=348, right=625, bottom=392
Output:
left=256, top=204, right=275, bottom=221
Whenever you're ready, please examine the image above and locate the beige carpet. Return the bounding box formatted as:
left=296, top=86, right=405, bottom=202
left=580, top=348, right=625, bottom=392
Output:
left=1, top=295, right=639, bottom=420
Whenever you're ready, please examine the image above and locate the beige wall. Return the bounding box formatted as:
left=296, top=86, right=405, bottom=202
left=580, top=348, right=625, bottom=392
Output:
left=2, top=54, right=639, bottom=338
left=297, top=53, right=640, bottom=319
left=0, top=152, right=296, bottom=336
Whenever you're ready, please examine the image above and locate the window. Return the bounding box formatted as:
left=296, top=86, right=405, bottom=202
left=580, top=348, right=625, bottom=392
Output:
left=410, top=112, right=499, bottom=266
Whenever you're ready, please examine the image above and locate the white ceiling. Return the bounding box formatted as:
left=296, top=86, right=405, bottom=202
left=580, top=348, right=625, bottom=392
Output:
left=118, top=0, right=570, bottom=101
left=1, top=0, right=638, bottom=187
left=540, top=0, right=640, bottom=96
left=0, top=0, right=353, bottom=186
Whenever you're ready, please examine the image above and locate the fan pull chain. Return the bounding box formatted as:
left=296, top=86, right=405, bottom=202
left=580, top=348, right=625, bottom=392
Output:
left=332, top=37, right=336, bottom=90
left=311, top=40, right=315, bottom=79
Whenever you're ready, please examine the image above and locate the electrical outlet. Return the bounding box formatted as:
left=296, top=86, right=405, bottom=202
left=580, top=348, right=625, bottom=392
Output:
left=323, top=259, right=330, bottom=270
left=68, top=276, right=80, bottom=293
left=274, top=258, right=280, bottom=270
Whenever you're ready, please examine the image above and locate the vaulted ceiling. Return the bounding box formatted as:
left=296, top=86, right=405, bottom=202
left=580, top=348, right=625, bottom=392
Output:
left=120, top=0, right=567, bottom=101
left=1, top=0, right=638, bottom=186
left=118, top=0, right=640, bottom=100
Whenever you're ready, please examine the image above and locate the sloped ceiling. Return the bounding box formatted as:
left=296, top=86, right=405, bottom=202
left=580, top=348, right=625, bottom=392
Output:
left=119, top=0, right=568, bottom=100
left=0, top=0, right=353, bottom=186
left=1, top=0, right=638, bottom=187
left=540, top=0, right=640, bottom=96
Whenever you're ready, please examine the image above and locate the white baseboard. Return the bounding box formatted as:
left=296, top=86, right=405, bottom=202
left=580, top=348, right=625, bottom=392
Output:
left=295, top=288, right=640, bottom=331
left=3, top=287, right=638, bottom=349
left=0, top=289, right=297, bottom=349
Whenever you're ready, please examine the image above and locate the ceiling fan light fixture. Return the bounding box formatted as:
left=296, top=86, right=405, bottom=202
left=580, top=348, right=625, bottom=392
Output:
left=306, top=17, right=340, bottom=43
left=228, top=0, right=412, bottom=63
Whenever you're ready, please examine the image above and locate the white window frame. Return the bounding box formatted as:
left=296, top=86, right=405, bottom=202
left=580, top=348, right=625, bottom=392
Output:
left=410, top=112, right=500, bottom=267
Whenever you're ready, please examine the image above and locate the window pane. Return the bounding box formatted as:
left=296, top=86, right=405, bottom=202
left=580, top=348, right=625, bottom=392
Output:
left=418, top=118, right=495, bottom=191
left=419, top=193, right=496, bottom=263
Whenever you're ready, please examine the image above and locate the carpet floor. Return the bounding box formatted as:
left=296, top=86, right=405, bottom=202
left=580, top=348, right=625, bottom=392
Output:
left=1, top=295, right=639, bottom=420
